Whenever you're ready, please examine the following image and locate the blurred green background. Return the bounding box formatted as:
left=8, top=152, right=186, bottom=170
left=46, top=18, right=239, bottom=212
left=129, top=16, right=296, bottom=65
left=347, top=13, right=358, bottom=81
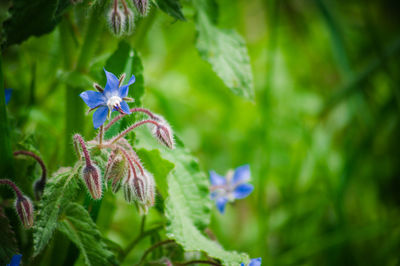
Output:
left=2, top=0, right=400, bottom=264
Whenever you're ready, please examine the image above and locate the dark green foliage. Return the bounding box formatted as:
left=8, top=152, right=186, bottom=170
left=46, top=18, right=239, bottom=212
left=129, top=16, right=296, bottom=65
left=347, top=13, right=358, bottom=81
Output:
left=33, top=167, right=80, bottom=256
left=58, top=202, right=117, bottom=266
left=156, top=0, right=186, bottom=21
left=0, top=208, right=18, bottom=265
left=2, top=0, right=71, bottom=47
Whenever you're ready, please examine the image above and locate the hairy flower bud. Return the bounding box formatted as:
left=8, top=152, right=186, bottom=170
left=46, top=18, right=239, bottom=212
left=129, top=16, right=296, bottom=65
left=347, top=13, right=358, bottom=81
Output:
left=15, top=196, right=34, bottom=229
left=82, top=165, right=102, bottom=200
left=133, top=0, right=149, bottom=16
left=151, top=116, right=175, bottom=149
left=105, top=152, right=127, bottom=193
left=108, top=4, right=125, bottom=36
left=123, top=170, right=155, bottom=213
left=124, top=7, right=135, bottom=35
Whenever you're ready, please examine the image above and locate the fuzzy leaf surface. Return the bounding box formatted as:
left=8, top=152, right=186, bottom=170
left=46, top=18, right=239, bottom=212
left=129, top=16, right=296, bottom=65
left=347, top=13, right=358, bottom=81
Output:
left=0, top=208, right=18, bottom=265
left=194, top=0, right=254, bottom=100
left=57, top=202, right=117, bottom=266
left=33, top=167, right=80, bottom=256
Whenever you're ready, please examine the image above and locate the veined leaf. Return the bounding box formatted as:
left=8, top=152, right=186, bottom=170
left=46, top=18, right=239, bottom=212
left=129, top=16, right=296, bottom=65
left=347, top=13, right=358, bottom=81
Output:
left=166, top=174, right=250, bottom=265
left=134, top=128, right=249, bottom=265
left=136, top=148, right=175, bottom=198
left=194, top=0, right=254, bottom=100
left=58, top=202, right=117, bottom=266
left=0, top=208, right=18, bottom=265
left=135, top=128, right=211, bottom=229
left=33, top=166, right=81, bottom=256
left=2, top=0, right=71, bottom=47
left=156, top=0, right=186, bottom=21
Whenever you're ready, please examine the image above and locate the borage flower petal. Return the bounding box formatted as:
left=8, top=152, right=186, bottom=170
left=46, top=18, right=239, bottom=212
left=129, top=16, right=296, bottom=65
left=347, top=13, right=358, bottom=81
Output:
left=80, top=91, right=106, bottom=108
left=233, top=183, right=254, bottom=199
left=93, top=106, right=109, bottom=129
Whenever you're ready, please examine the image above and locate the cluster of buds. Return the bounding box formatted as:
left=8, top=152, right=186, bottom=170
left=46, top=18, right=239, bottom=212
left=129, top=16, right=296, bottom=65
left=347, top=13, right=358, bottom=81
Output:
left=107, top=0, right=149, bottom=36
left=0, top=179, right=34, bottom=229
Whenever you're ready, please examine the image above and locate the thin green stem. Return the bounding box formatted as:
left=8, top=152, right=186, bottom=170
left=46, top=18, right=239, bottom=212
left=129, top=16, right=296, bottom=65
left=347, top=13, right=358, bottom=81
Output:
left=120, top=224, right=164, bottom=262
left=136, top=239, right=175, bottom=266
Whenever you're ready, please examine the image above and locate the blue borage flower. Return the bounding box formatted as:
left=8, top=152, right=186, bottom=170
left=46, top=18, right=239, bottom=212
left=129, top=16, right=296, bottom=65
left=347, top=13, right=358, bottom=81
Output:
left=209, top=164, right=254, bottom=213
left=80, top=68, right=135, bottom=128
left=7, top=254, right=22, bottom=266
left=241, top=257, right=262, bottom=266
left=5, top=88, right=12, bottom=104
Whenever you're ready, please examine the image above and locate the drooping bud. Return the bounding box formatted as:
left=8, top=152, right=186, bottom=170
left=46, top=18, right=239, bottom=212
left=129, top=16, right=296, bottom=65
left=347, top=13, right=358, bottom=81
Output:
left=108, top=0, right=125, bottom=36
left=123, top=174, right=136, bottom=203
left=123, top=7, right=135, bottom=35
left=133, top=0, right=149, bottom=16
left=105, top=152, right=127, bottom=193
left=15, top=196, right=34, bottom=229
left=151, top=115, right=175, bottom=149
left=82, top=165, right=103, bottom=200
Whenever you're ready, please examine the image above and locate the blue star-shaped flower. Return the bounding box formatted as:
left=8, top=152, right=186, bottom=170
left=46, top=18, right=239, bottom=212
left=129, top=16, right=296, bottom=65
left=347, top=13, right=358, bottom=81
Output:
left=80, top=68, right=135, bottom=129
left=5, top=89, right=12, bottom=104
left=241, top=257, right=261, bottom=266
left=209, top=164, right=254, bottom=213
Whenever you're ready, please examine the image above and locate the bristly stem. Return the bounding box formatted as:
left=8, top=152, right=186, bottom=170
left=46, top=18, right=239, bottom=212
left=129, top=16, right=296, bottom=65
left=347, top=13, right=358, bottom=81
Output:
left=99, top=125, right=104, bottom=145
left=73, top=134, right=92, bottom=166
left=136, top=239, right=175, bottom=266
left=110, top=119, right=163, bottom=144
left=0, top=179, right=24, bottom=199
left=104, top=107, right=158, bottom=132
left=117, top=146, right=139, bottom=179
left=13, top=150, right=47, bottom=186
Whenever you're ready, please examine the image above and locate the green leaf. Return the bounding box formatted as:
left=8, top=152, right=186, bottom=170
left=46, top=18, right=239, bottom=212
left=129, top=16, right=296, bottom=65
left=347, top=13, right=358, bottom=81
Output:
left=166, top=174, right=250, bottom=265
left=134, top=128, right=249, bottom=264
left=156, top=0, right=186, bottom=21
left=135, top=129, right=211, bottom=229
left=58, top=202, right=117, bottom=266
left=0, top=208, right=18, bottom=265
left=193, top=0, right=254, bottom=100
left=2, top=0, right=71, bottom=47
left=33, top=166, right=81, bottom=256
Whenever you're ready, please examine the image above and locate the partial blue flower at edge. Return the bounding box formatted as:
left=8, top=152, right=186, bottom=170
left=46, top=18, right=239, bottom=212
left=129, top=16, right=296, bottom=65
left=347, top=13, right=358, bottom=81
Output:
left=241, top=257, right=261, bottom=266
left=7, top=254, right=22, bottom=266
left=5, top=88, right=12, bottom=104
left=80, top=68, right=135, bottom=129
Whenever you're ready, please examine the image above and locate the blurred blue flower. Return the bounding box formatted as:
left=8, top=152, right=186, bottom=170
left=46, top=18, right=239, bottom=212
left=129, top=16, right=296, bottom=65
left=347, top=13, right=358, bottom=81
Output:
left=80, top=68, right=135, bottom=129
left=5, top=88, right=12, bottom=104
left=209, top=164, right=254, bottom=213
left=241, top=257, right=261, bottom=266
left=7, top=254, right=22, bottom=266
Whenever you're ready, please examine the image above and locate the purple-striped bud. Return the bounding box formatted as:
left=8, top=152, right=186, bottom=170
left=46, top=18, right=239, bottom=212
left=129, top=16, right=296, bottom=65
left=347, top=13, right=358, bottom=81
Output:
left=151, top=115, right=175, bottom=149
left=123, top=170, right=155, bottom=213
left=108, top=4, right=125, bottom=36
left=105, top=153, right=127, bottom=193
left=15, top=196, right=34, bottom=229
left=82, top=165, right=102, bottom=200
left=124, top=7, right=135, bottom=35
left=133, top=0, right=149, bottom=16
